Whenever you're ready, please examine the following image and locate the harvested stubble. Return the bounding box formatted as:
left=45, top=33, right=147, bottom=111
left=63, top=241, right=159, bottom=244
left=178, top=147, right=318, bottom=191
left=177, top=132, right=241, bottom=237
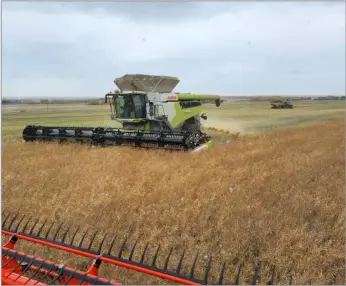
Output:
left=2, top=120, right=345, bottom=284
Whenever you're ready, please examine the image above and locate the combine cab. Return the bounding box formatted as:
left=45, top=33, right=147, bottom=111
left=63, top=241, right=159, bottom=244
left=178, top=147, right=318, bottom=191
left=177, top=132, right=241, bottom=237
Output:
left=270, top=98, right=293, bottom=109
left=22, top=74, right=222, bottom=152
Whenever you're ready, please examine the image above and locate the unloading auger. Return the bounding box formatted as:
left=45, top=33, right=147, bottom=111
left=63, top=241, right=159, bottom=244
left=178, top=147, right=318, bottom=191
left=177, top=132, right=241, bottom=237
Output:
left=22, top=74, right=222, bottom=152
left=2, top=213, right=302, bottom=285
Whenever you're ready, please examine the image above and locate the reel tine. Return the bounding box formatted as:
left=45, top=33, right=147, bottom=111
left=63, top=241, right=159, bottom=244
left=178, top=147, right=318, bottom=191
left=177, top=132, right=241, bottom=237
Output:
left=139, top=243, right=149, bottom=264
left=2, top=255, right=18, bottom=268
left=78, top=228, right=89, bottom=248
left=24, top=260, right=45, bottom=285
left=276, top=270, right=281, bottom=285
left=203, top=256, right=213, bottom=284
left=29, top=218, right=39, bottom=235
left=251, top=262, right=260, bottom=285
left=217, top=261, right=227, bottom=285
left=189, top=252, right=199, bottom=278
left=97, top=233, right=109, bottom=254
left=176, top=249, right=185, bottom=274
left=22, top=217, right=33, bottom=233
left=129, top=239, right=139, bottom=261
left=2, top=212, right=12, bottom=228
left=118, top=236, right=128, bottom=258
left=164, top=247, right=173, bottom=270
left=87, top=230, right=99, bottom=251
left=107, top=233, right=118, bottom=255
left=49, top=265, right=65, bottom=284
left=61, top=225, right=72, bottom=244
left=268, top=266, right=275, bottom=285
left=14, top=214, right=26, bottom=233
left=34, top=263, right=55, bottom=285
left=289, top=275, right=293, bottom=285
left=1, top=254, right=18, bottom=273
left=64, top=269, right=78, bottom=285
left=152, top=245, right=160, bottom=267
left=2, top=248, right=10, bottom=259
left=69, top=226, right=80, bottom=245
left=5, top=256, right=23, bottom=278
left=7, top=213, right=19, bottom=230
left=14, top=257, right=34, bottom=282
left=78, top=275, right=86, bottom=285
left=234, top=262, right=243, bottom=285
left=44, top=222, right=55, bottom=239
left=36, top=219, right=48, bottom=237
left=52, top=222, right=64, bottom=241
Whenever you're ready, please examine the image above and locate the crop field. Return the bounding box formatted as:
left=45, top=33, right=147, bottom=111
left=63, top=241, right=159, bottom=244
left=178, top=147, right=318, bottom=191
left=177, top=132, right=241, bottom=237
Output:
left=2, top=99, right=344, bottom=143
left=1, top=99, right=345, bottom=284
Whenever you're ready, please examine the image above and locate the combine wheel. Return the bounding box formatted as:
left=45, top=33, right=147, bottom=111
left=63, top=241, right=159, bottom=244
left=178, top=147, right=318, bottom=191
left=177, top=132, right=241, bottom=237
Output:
left=22, top=125, right=37, bottom=142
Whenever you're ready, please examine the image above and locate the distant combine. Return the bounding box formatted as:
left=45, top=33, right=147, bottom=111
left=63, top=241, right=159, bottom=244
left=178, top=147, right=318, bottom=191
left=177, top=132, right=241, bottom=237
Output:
left=270, top=98, right=293, bottom=109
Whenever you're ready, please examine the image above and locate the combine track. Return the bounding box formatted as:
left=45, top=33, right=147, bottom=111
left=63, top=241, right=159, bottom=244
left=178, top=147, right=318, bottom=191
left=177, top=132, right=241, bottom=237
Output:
left=22, top=125, right=210, bottom=151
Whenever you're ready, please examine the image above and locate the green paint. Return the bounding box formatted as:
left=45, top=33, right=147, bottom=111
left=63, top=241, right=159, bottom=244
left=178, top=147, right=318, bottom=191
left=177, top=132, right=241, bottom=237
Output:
left=170, top=102, right=203, bottom=128
left=177, top=94, right=220, bottom=101
left=143, top=122, right=151, bottom=131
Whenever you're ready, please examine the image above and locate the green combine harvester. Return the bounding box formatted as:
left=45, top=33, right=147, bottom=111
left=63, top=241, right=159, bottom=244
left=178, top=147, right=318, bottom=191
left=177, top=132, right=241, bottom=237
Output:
left=270, top=98, right=293, bottom=109
left=23, top=74, right=222, bottom=152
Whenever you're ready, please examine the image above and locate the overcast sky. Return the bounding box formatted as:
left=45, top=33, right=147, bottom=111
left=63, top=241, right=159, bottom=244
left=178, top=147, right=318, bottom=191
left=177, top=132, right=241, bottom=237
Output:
left=2, top=1, right=345, bottom=98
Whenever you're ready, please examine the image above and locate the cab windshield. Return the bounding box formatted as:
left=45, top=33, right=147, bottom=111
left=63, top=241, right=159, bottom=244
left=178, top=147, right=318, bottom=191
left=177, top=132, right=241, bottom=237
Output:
left=114, top=94, right=146, bottom=119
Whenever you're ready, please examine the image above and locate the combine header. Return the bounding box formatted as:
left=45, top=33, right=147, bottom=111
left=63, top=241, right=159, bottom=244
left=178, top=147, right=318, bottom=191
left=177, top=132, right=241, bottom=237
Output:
left=22, top=74, right=222, bottom=152
left=1, top=213, right=301, bottom=285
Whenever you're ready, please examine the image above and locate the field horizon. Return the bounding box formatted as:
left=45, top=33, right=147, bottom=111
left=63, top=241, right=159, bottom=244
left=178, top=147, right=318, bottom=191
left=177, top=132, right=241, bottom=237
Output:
left=2, top=99, right=344, bottom=144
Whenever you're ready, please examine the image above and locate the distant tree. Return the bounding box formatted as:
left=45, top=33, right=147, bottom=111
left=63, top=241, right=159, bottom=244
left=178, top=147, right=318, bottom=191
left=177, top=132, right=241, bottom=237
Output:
left=51, top=99, right=66, bottom=104
left=87, top=99, right=106, bottom=105
left=23, top=99, right=36, bottom=104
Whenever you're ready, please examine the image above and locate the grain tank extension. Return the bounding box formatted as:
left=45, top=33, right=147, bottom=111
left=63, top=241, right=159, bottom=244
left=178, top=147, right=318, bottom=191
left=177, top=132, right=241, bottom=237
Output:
left=22, top=74, right=222, bottom=151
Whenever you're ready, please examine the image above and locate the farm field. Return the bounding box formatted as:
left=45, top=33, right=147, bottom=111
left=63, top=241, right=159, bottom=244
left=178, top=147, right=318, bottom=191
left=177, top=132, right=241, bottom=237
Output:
left=1, top=99, right=345, bottom=143
left=204, top=99, right=345, bottom=133
left=1, top=99, right=345, bottom=284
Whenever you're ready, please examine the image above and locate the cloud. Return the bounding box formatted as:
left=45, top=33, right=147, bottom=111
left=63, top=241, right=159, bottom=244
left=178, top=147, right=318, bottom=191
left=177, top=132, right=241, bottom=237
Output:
left=2, top=2, right=345, bottom=98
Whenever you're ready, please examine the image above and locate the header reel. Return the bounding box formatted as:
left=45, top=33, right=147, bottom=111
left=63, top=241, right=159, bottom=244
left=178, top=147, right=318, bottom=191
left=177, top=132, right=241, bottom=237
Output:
left=1, top=213, right=306, bottom=285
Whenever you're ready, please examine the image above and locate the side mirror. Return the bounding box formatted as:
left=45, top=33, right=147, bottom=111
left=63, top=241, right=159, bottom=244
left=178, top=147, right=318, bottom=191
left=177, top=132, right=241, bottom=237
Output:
left=216, top=98, right=221, bottom=107
left=201, top=113, right=207, bottom=120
